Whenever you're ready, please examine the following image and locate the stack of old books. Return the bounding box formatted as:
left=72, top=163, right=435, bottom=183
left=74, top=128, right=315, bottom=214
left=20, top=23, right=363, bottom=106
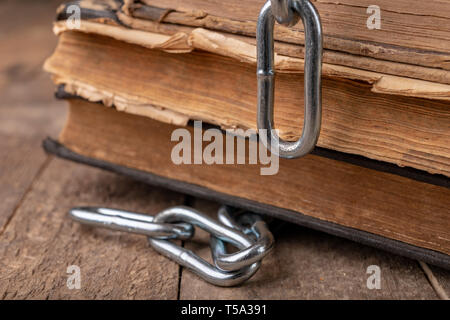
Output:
left=44, top=0, right=450, bottom=269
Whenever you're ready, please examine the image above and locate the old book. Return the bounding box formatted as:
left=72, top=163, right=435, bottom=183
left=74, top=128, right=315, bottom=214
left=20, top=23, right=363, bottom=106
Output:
left=44, top=0, right=450, bottom=177
left=44, top=97, right=450, bottom=269
left=43, top=0, right=450, bottom=267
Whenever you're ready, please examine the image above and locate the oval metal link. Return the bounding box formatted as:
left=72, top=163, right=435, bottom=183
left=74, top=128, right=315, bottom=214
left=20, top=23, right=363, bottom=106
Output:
left=69, top=206, right=274, bottom=287
left=152, top=206, right=253, bottom=249
left=148, top=206, right=261, bottom=286
left=148, top=238, right=260, bottom=287
left=69, top=207, right=194, bottom=240
left=211, top=206, right=275, bottom=271
left=257, top=0, right=323, bottom=159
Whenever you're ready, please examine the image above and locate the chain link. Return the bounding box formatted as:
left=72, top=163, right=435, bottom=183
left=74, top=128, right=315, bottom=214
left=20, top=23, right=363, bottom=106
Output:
left=69, top=207, right=194, bottom=240
left=69, top=205, right=274, bottom=287
left=211, top=206, right=274, bottom=271
left=257, top=0, right=323, bottom=159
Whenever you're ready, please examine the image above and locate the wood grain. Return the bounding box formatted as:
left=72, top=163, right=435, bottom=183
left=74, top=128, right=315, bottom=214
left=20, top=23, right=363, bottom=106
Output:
left=0, top=2, right=180, bottom=299
left=59, top=99, right=450, bottom=257
left=44, top=31, right=450, bottom=176
left=0, top=158, right=183, bottom=299
left=0, top=0, right=67, bottom=231
left=0, top=104, right=65, bottom=231
left=179, top=198, right=439, bottom=299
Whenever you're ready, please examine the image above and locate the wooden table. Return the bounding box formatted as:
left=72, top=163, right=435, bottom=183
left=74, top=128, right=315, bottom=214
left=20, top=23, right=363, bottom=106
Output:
left=0, top=0, right=448, bottom=300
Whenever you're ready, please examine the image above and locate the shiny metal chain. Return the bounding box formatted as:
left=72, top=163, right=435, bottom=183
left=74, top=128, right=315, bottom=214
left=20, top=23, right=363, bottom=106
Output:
left=257, top=0, right=323, bottom=159
left=69, top=205, right=274, bottom=287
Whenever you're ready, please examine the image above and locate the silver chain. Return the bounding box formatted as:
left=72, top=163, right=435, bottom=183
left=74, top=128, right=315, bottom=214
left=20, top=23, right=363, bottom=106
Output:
left=69, top=205, right=274, bottom=287
left=257, top=0, right=323, bottom=159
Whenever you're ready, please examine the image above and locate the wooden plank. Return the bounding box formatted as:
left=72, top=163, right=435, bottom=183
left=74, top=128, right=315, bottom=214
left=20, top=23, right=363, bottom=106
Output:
left=57, top=100, right=450, bottom=257
left=0, top=0, right=67, bottom=230
left=179, top=198, right=438, bottom=299
left=0, top=104, right=65, bottom=231
left=0, top=0, right=62, bottom=104
left=44, top=31, right=450, bottom=177
left=0, top=158, right=183, bottom=299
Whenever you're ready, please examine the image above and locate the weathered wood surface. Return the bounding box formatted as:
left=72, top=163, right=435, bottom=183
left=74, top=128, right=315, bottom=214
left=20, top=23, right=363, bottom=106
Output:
left=0, top=1, right=179, bottom=299
left=1, top=158, right=446, bottom=299
left=0, top=104, right=65, bottom=231
left=0, top=0, right=67, bottom=230
left=180, top=199, right=438, bottom=299
left=1, top=0, right=449, bottom=300
left=0, top=159, right=182, bottom=299
left=44, top=31, right=450, bottom=177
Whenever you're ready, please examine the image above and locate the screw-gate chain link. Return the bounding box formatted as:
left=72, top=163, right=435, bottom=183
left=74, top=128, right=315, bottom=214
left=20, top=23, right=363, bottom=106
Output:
left=69, top=205, right=274, bottom=287
left=257, top=0, right=323, bottom=159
